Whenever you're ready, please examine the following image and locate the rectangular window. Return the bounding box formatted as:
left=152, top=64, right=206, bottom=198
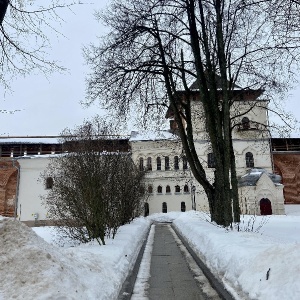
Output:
left=139, top=158, right=144, bottom=171
left=147, top=157, right=152, bottom=171
left=174, top=156, right=179, bottom=170
left=165, top=156, right=170, bottom=170
left=157, top=157, right=161, bottom=170
left=183, top=156, right=188, bottom=170
left=45, top=177, right=53, bottom=189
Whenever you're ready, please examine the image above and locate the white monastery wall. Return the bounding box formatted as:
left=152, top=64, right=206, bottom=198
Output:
left=16, top=157, right=50, bottom=222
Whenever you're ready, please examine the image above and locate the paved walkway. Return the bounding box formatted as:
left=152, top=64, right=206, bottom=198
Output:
left=148, top=224, right=211, bottom=300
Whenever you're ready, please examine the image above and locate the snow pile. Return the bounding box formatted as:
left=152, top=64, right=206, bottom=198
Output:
left=0, top=217, right=151, bottom=300
left=173, top=210, right=300, bottom=300
left=148, top=211, right=181, bottom=223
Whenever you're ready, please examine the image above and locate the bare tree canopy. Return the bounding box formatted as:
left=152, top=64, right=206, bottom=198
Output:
left=0, top=0, right=76, bottom=88
left=42, top=119, right=146, bottom=246
left=85, top=0, right=300, bottom=226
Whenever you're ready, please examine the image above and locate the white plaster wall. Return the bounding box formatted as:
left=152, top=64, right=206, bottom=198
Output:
left=147, top=190, right=193, bottom=214
left=16, top=157, right=50, bottom=222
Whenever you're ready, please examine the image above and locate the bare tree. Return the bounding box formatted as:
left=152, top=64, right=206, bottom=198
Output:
left=85, top=0, right=300, bottom=226
left=42, top=119, right=147, bottom=245
left=0, top=0, right=76, bottom=88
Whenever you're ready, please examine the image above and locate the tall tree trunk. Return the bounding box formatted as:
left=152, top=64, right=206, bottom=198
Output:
left=230, top=134, right=240, bottom=222
left=0, top=0, right=9, bottom=25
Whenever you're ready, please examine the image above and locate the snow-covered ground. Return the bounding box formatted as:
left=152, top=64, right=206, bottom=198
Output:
left=1, top=205, right=300, bottom=299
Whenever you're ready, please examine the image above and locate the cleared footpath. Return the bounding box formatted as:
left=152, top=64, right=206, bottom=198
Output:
left=119, top=223, right=234, bottom=300
left=148, top=223, right=219, bottom=300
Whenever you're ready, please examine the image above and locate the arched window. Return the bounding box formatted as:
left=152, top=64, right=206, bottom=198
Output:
left=45, top=177, right=53, bottom=189
left=181, top=202, right=186, bottom=212
left=139, top=157, right=144, bottom=171
left=166, top=185, right=171, bottom=194
left=162, top=202, right=167, bottom=213
left=157, top=186, right=163, bottom=194
left=183, top=156, right=188, bottom=170
left=207, top=153, right=216, bottom=168
left=174, top=156, right=179, bottom=170
left=157, top=157, right=161, bottom=170
left=242, top=117, right=250, bottom=130
left=183, top=184, right=189, bottom=193
left=147, top=157, right=152, bottom=171
left=245, top=152, right=254, bottom=168
left=148, top=185, right=153, bottom=194
left=165, top=156, right=170, bottom=170
left=175, top=185, right=181, bottom=193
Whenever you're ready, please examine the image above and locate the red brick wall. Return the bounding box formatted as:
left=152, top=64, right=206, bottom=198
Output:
left=273, top=153, right=300, bottom=204
left=0, top=159, right=18, bottom=217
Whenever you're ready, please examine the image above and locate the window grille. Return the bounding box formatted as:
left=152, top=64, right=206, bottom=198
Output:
left=165, top=156, right=170, bottom=170
left=157, top=157, right=161, bottom=170
left=246, top=152, right=254, bottom=167
left=147, top=157, right=152, bottom=171
left=174, top=156, right=179, bottom=170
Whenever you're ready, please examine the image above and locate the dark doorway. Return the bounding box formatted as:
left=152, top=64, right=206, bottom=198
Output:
left=260, top=198, right=272, bottom=215
left=181, top=202, right=186, bottom=212
left=144, top=203, right=149, bottom=217
left=162, top=202, right=167, bottom=213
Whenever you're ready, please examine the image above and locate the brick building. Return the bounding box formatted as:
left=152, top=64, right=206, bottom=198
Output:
left=272, top=138, right=300, bottom=204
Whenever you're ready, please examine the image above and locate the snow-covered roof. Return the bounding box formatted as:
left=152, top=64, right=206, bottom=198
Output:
left=238, top=168, right=282, bottom=187
left=129, top=131, right=178, bottom=142
left=0, top=136, right=61, bottom=144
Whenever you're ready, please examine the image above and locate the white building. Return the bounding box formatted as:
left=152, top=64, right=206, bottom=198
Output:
left=130, top=84, right=285, bottom=216
left=16, top=156, right=52, bottom=225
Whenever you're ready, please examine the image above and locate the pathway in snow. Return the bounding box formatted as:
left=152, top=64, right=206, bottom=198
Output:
left=131, top=223, right=221, bottom=300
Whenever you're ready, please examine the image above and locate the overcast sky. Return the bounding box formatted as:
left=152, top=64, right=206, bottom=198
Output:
left=0, top=1, right=299, bottom=137
left=0, top=2, right=108, bottom=136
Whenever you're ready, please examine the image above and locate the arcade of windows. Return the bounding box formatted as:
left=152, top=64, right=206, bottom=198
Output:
left=148, top=184, right=190, bottom=195
left=139, top=155, right=188, bottom=171
left=140, top=151, right=255, bottom=171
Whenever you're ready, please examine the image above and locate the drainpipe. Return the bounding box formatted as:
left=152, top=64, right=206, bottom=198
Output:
left=12, top=159, right=20, bottom=220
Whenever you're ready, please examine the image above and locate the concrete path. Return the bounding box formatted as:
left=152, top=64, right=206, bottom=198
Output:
left=148, top=224, right=218, bottom=300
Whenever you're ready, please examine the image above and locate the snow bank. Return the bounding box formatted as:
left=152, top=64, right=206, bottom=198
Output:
left=0, top=217, right=151, bottom=300
left=1, top=206, right=300, bottom=300
left=148, top=211, right=181, bottom=223
left=173, top=211, right=300, bottom=300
